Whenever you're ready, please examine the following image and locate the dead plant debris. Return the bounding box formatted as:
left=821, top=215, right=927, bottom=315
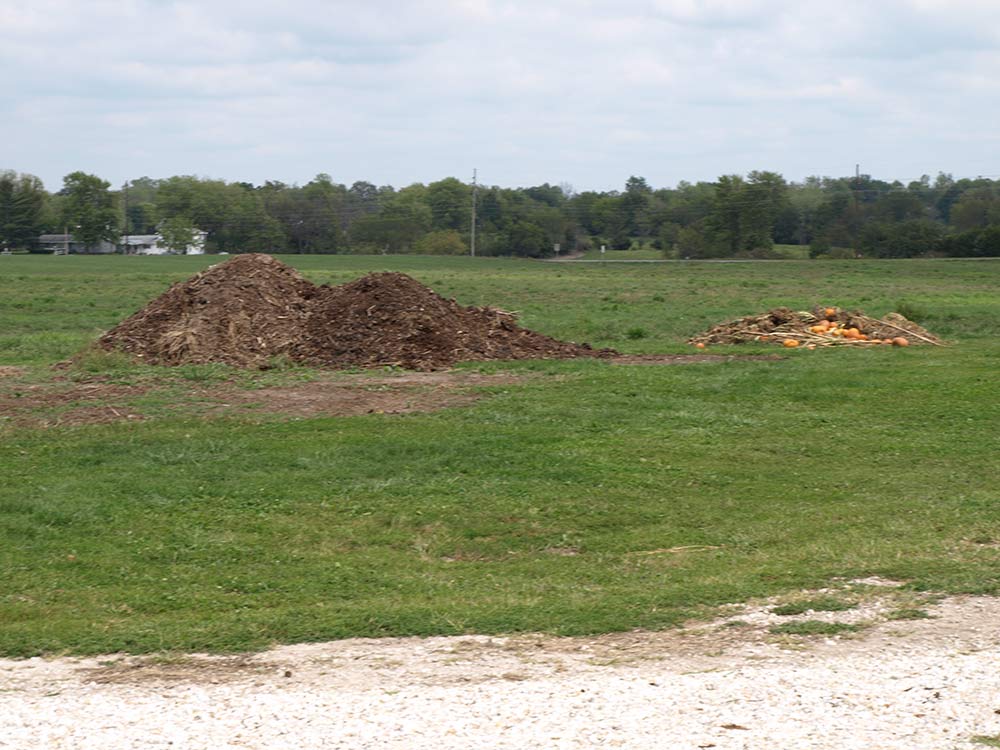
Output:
left=689, top=306, right=943, bottom=349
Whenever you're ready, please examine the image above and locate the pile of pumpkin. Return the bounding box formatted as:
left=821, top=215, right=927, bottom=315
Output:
left=793, top=308, right=911, bottom=349
left=689, top=305, right=942, bottom=350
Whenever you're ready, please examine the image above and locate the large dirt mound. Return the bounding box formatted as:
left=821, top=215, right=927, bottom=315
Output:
left=689, top=306, right=944, bottom=348
left=100, top=255, right=612, bottom=370
left=99, top=254, right=318, bottom=367
left=296, top=272, right=610, bottom=370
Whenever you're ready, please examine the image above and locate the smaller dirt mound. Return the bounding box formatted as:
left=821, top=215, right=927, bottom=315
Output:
left=297, top=272, right=613, bottom=370
left=690, top=306, right=943, bottom=348
left=99, top=254, right=318, bottom=367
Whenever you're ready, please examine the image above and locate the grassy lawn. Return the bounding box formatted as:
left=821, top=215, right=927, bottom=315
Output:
left=1, top=254, right=998, bottom=656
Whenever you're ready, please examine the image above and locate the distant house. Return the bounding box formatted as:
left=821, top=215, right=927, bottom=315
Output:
left=38, top=234, right=117, bottom=254
left=39, top=230, right=208, bottom=255
left=121, top=231, right=207, bottom=255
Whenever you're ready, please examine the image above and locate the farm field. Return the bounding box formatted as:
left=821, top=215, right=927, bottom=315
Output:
left=0, top=254, right=998, bottom=657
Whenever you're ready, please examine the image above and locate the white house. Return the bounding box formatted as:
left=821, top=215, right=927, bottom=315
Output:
left=39, top=230, right=208, bottom=255
left=121, top=230, right=207, bottom=255
left=38, top=234, right=117, bottom=254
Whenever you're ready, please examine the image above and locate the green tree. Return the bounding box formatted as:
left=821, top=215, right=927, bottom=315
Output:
left=506, top=221, right=550, bottom=257
left=949, top=187, right=1000, bottom=232
left=156, top=216, right=197, bottom=253
left=743, top=170, right=787, bottom=253
left=675, top=224, right=709, bottom=258
left=859, top=219, right=943, bottom=258
left=707, top=174, right=746, bottom=255
left=426, top=178, right=470, bottom=232
left=621, top=176, right=652, bottom=237
left=60, top=171, right=119, bottom=250
left=414, top=230, right=466, bottom=255
left=0, top=171, right=46, bottom=251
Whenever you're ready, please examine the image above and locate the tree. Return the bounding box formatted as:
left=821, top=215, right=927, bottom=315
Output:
left=505, top=220, right=550, bottom=257
left=156, top=216, right=197, bottom=253
left=675, top=224, right=709, bottom=258
left=743, top=170, right=787, bottom=253
left=621, top=175, right=652, bottom=237
left=707, top=174, right=746, bottom=255
left=0, top=171, right=46, bottom=251
left=426, top=178, right=471, bottom=232
left=60, top=172, right=119, bottom=250
left=414, top=230, right=466, bottom=255
left=859, top=219, right=943, bottom=258
left=949, top=188, right=1000, bottom=232
left=974, top=226, right=1000, bottom=257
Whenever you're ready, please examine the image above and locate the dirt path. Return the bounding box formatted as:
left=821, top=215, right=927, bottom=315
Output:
left=3, top=593, right=999, bottom=748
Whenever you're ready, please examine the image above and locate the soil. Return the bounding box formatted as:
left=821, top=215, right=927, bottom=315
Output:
left=0, top=353, right=780, bottom=428
left=200, top=372, right=525, bottom=420
left=98, top=255, right=615, bottom=371
left=0, top=382, right=149, bottom=427
left=690, top=306, right=943, bottom=347
left=0, top=372, right=524, bottom=428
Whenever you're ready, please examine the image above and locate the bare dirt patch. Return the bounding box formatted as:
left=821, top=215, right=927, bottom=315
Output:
left=201, top=372, right=524, bottom=420
left=0, top=366, right=25, bottom=378
left=0, top=371, right=524, bottom=427
left=0, top=382, right=149, bottom=427
left=81, top=654, right=268, bottom=686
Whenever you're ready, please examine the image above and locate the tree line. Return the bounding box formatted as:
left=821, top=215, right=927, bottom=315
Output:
left=2, top=168, right=999, bottom=258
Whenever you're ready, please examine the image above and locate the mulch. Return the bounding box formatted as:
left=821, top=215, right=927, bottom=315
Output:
left=99, top=254, right=317, bottom=367
left=98, top=254, right=615, bottom=370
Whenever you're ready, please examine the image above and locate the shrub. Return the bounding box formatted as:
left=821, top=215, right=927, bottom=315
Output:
left=414, top=230, right=467, bottom=256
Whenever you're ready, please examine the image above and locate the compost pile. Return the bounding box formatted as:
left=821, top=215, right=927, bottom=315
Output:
left=295, top=272, right=608, bottom=370
left=100, top=254, right=612, bottom=370
left=98, top=254, right=318, bottom=366
left=689, top=306, right=944, bottom=349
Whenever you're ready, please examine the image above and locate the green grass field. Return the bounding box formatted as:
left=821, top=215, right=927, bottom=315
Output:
left=1, top=254, right=998, bottom=656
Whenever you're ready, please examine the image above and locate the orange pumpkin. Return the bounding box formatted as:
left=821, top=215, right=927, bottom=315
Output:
left=892, top=337, right=910, bottom=347
left=783, top=339, right=800, bottom=348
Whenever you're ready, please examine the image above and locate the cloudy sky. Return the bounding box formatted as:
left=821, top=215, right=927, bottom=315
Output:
left=2, top=0, right=999, bottom=192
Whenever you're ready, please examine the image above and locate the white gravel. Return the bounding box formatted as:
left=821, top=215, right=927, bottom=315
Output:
left=3, top=593, right=1000, bottom=749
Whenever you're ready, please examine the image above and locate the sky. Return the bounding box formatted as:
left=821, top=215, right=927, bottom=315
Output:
left=2, top=0, right=999, bottom=193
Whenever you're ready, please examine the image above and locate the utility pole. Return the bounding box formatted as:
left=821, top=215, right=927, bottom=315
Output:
left=854, top=164, right=861, bottom=255
left=122, top=180, right=129, bottom=255
left=470, top=168, right=478, bottom=257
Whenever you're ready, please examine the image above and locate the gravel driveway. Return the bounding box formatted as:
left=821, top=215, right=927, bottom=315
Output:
left=3, top=593, right=999, bottom=749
